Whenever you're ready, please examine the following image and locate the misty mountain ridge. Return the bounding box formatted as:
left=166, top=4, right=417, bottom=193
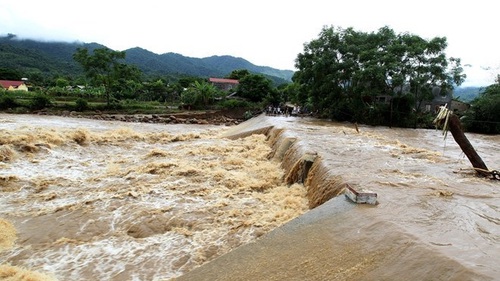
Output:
left=0, top=35, right=294, bottom=84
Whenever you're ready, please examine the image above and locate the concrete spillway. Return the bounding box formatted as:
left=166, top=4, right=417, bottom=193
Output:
left=176, top=114, right=499, bottom=281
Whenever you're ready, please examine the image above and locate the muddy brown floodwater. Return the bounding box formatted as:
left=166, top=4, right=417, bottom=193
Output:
left=1, top=113, right=499, bottom=280
left=0, top=113, right=308, bottom=280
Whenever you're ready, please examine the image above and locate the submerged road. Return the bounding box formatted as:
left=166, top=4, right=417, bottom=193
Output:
left=177, top=114, right=499, bottom=280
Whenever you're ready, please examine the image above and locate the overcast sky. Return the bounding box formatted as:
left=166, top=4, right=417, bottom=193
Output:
left=1, top=0, right=498, bottom=86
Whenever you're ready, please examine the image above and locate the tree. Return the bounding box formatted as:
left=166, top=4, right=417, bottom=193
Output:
left=109, top=63, right=143, bottom=100
left=0, top=68, right=22, bottom=80
left=142, top=79, right=167, bottom=101
left=294, top=26, right=465, bottom=126
left=25, top=71, right=46, bottom=86
left=177, top=76, right=204, bottom=88
left=192, top=80, right=219, bottom=105
left=55, top=77, right=70, bottom=88
left=181, top=80, right=220, bottom=109
left=226, top=69, right=250, bottom=80
left=165, top=82, right=183, bottom=103
left=237, top=73, right=274, bottom=103
left=294, top=26, right=345, bottom=116
left=282, top=82, right=301, bottom=105
left=73, top=47, right=142, bottom=106
left=180, top=88, right=197, bottom=109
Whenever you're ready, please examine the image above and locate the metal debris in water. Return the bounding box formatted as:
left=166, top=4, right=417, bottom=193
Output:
left=344, top=184, right=378, bottom=205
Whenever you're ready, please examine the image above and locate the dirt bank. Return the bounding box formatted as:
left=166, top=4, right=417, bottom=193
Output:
left=28, top=108, right=250, bottom=126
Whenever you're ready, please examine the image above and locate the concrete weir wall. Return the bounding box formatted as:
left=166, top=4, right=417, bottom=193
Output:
left=176, top=115, right=492, bottom=281
left=268, top=126, right=347, bottom=209
left=223, top=115, right=347, bottom=209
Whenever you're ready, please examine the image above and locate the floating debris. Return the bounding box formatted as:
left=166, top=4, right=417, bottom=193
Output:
left=344, top=184, right=378, bottom=205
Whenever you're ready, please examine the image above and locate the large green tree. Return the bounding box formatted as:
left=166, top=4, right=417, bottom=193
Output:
left=141, top=79, right=167, bottom=101
left=236, top=73, right=276, bottom=103
left=108, top=63, right=143, bottom=100
left=73, top=47, right=142, bottom=105
left=294, top=26, right=465, bottom=126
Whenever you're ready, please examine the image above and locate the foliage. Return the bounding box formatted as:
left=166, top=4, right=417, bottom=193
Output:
left=73, top=47, right=142, bottom=105
left=81, top=86, right=106, bottom=100
left=237, top=73, right=275, bottom=103
left=180, top=88, right=197, bottom=108
left=462, top=79, right=500, bottom=134
left=140, top=79, right=167, bottom=101
left=0, top=68, right=22, bottom=80
left=180, top=81, right=221, bottom=109
left=46, top=86, right=69, bottom=97
left=74, top=98, right=89, bottom=112
left=0, top=93, right=19, bottom=109
left=218, top=99, right=251, bottom=109
left=389, top=95, right=417, bottom=127
left=226, top=69, right=250, bottom=80
left=177, top=76, right=204, bottom=88
left=294, top=26, right=465, bottom=127
left=263, top=88, right=282, bottom=106
left=30, top=93, right=52, bottom=110
left=111, top=64, right=143, bottom=100
left=55, top=77, right=70, bottom=88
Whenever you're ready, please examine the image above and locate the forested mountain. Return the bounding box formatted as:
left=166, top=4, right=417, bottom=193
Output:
left=0, top=35, right=294, bottom=84
left=453, top=86, right=483, bottom=102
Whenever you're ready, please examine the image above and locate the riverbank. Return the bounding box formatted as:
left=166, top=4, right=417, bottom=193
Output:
left=24, top=107, right=249, bottom=126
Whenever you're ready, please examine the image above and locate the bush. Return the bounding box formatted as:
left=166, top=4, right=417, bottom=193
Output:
left=218, top=99, right=250, bottom=109
left=30, top=94, right=52, bottom=110
left=0, top=95, right=19, bottom=109
left=74, top=98, right=89, bottom=112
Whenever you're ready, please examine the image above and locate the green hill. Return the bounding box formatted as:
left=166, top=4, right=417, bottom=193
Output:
left=0, top=35, right=294, bottom=85
left=453, top=86, right=484, bottom=102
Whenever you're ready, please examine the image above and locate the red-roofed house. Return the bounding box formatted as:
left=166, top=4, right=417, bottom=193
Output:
left=208, top=78, right=239, bottom=91
left=0, top=80, right=28, bottom=91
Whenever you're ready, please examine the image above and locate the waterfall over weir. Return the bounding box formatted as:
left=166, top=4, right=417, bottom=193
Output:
left=223, top=118, right=348, bottom=210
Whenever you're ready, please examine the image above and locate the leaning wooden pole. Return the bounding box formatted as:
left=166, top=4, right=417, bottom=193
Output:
left=434, top=106, right=490, bottom=177
left=447, top=114, right=490, bottom=176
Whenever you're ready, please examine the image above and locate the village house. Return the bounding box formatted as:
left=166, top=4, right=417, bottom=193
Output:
left=0, top=80, right=29, bottom=91
left=208, top=77, right=239, bottom=91
left=421, top=88, right=453, bottom=113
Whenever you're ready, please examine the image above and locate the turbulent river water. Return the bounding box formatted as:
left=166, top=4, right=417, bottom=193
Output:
left=0, top=113, right=499, bottom=280
left=0, top=113, right=308, bottom=280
